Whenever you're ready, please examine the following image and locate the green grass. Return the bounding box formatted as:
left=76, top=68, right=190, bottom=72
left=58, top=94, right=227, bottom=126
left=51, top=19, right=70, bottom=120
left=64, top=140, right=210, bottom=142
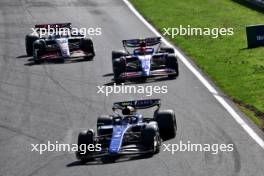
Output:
left=130, top=0, right=264, bottom=127
left=238, top=105, right=263, bottom=128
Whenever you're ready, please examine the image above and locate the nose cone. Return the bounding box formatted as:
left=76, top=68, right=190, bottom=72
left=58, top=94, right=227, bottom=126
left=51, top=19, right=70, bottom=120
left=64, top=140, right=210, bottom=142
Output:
left=138, top=55, right=151, bottom=76
left=55, top=38, right=70, bottom=57
left=109, top=137, right=121, bottom=154
left=108, top=125, right=129, bottom=154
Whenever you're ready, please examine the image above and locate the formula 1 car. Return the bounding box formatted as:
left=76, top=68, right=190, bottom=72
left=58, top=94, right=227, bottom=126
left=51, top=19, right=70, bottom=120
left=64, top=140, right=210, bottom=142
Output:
left=112, top=37, right=179, bottom=83
left=25, top=23, right=95, bottom=63
left=76, top=99, right=177, bottom=162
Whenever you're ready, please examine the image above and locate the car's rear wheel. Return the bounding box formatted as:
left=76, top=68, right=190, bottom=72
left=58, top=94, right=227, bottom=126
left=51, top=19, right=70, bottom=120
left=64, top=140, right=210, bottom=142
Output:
left=160, top=47, right=175, bottom=54
left=25, top=34, right=39, bottom=56
left=155, top=110, right=177, bottom=141
left=166, top=54, right=179, bottom=78
left=142, top=123, right=161, bottom=154
left=80, top=38, right=95, bottom=60
left=76, top=130, right=95, bottom=162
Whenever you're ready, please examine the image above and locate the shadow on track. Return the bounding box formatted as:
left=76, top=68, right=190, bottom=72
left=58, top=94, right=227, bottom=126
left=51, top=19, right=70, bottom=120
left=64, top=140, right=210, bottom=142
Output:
left=66, top=154, right=153, bottom=166
left=16, top=55, right=94, bottom=66
left=102, top=73, right=114, bottom=77
left=16, top=55, right=28, bottom=59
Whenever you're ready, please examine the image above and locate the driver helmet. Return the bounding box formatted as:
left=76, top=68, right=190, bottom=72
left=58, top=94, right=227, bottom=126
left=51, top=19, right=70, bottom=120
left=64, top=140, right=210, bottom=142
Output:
left=122, top=106, right=136, bottom=115
left=139, top=41, right=147, bottom=54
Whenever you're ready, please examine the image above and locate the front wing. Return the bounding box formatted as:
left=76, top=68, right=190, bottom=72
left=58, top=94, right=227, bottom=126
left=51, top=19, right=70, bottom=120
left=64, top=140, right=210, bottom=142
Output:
left=117, top=68, right=176, bottom=80
left=76, top=145, right=154, bottom=160
left=39, top=49, right=94, bottom=60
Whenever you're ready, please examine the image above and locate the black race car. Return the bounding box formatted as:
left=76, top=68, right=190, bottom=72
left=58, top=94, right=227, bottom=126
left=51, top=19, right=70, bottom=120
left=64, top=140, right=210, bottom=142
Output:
left=76, top=99, right=177, bottom=162
left=25, top=23, right=95, bottom=63
left=112, top=37, right=179, bottom=83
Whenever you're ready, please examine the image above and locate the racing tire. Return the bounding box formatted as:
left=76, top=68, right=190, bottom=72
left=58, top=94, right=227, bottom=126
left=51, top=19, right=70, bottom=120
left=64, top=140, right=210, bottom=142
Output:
left=33, top=40, right=46, bottom=64
left=97, top=115, right=113, bottom=136
left=142, top=123, right=161, bottom=154
left=166, top=54, right=179, bottom=78
left=160, top=47, right=175, bottom=54
left=25, top=34, right=39, bottom=56
left=80, top=38, right=95, bottom=60
left=76, top=130, right=95, bottom=162
left=113, top=58, right=126, bottom=84
left=155, top=110, right=177, bottom=141
left=112, top=50, right=127, bottom=62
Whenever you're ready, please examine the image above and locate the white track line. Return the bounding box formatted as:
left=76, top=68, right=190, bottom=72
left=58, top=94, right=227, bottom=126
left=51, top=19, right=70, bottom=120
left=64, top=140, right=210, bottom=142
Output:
left=123, top=0, right=264, bottom=149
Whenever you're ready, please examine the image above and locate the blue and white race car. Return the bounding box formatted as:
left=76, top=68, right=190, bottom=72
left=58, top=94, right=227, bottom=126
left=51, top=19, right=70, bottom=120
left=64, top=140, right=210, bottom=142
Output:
left=25, top=23, right=95, bottom=63
left=112, top=37, right=179, bottom=83
left=76, top=99, right=177, bottom=162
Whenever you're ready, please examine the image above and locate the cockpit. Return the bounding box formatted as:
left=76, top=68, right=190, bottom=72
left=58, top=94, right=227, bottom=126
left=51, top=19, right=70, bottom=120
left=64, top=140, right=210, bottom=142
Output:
left=133, top=47, right=154, bottom=55
left=112, top=106, right=141, bottom=125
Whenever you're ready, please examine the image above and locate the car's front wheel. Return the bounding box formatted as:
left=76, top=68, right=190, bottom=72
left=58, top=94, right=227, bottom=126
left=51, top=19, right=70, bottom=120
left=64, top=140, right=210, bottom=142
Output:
left=113, top=58, right=126, bottom=83
left=155, top=110, right=177, bottom=141
left=76, top=130, right=95, bottom=162
left=112, top=50, right=127, bottom=62
left=33, top=40, right=46, bottom=64
left=97, top=115, right=113, bottom=136
left=25, top=34, right=39, bottom=56
left=80, top=38, right=95, bottom=60
left=142, top=123, right=161, bottom=154
left=166, top=54, right=179, bottom=78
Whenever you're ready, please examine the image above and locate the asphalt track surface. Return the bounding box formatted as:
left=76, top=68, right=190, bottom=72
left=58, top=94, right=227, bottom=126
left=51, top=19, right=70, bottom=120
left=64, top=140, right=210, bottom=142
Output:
left=0, top=0, right=263, bottom=176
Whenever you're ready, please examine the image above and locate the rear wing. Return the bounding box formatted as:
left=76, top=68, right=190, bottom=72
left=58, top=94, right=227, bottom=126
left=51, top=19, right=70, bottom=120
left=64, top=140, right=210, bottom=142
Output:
left=122, top=37, right=161, bottom=48
left=34, top=23, right=72, bottom=29
left=113, top=99, right=161, bottom=110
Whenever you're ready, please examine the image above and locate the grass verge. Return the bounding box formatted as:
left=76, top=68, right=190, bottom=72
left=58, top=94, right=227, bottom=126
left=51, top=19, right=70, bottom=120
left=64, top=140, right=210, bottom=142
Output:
left=130, top=0, right=264, bottom=129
